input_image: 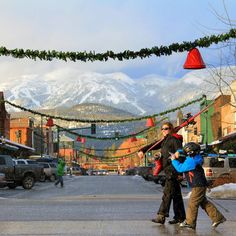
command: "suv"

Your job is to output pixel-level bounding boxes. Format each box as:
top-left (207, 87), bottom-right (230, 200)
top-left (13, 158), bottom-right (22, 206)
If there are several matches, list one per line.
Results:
top-left (40, 162), bottom-right (57, 182)
top-left (203, 154), bottom-right (236, 185)
top-left (13, 159), bottom-right (38, 165)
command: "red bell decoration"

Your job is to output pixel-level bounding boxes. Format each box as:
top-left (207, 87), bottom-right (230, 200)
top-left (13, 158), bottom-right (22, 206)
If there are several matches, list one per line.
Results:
top-left (46, 117), bottom-right (54, 127)
top-left (146, 117), bottom-right (155, 127)
top-left (130, 136), bottom-right (137, 142)
top-left (76, 136), bottom-right (82, 142)
top-left (183, 48), bottom-right (206, 69)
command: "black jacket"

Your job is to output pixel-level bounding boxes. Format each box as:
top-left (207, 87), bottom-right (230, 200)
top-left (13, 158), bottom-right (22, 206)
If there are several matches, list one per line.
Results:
top-left (161, 134), bottom-right (182, 178)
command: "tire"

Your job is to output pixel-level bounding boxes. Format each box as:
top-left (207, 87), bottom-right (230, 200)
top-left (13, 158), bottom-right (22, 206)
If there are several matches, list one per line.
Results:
top-left (50, 174), bottom-right (56, 182)
top-left (7, 183), bottom-right (17, 189)
top-left (22, 176), bottom-right (35, 189)
top-left (39, 174), bottom-right (46, 182)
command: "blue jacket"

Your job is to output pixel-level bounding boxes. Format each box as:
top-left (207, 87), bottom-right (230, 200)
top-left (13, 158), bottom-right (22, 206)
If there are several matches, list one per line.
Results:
top-left (172, 154), bottom-right (207, 187)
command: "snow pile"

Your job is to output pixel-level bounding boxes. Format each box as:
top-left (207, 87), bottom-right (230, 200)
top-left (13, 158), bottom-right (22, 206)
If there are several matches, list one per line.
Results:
top-left (207, 183), bottom-right (236, 199)
top-left (132, 175), bottom-right (144, 181)
top-left (183, 183), bottom-right (236, 199)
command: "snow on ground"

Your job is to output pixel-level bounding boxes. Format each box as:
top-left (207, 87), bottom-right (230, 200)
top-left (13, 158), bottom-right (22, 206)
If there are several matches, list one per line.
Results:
top-left (183, 183), bottom-right (236, 199)
top-left (207, 183), bottom-right (236, 199)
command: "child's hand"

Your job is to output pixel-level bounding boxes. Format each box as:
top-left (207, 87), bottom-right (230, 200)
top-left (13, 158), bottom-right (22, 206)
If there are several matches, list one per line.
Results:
top-left (169, 152), bottom-right (176, 160)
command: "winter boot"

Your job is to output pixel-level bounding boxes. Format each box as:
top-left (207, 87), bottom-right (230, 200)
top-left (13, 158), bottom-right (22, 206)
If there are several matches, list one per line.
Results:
top-left (151, 214), bottom-right (165, 224)
top-left (168, 218), bottom-right (184, 224)
top-left (179, 220), bottom-right (195, 230)
top-left (212, 217), bottom-right (226, 228)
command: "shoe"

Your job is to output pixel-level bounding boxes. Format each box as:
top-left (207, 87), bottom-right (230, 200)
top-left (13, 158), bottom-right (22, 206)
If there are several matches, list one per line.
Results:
top-left (151, 215), bottom-right (165, 224)
top-left (212, 217), bottom-right (226, 228)
top-left (179, 220), bottom-right (195, 230)
top-left (168, 219), bottom-right (184, 224)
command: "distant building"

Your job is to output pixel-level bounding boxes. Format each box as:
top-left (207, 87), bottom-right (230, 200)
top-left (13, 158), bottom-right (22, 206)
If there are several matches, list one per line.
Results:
top-left (10, 117), bottom-right (34, 147)
top-left (0, 92), bottom-right (10, 139)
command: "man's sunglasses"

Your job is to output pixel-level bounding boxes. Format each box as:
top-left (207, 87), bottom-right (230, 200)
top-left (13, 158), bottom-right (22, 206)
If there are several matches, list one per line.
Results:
top-left (161, 127), bottom-right (170, 130)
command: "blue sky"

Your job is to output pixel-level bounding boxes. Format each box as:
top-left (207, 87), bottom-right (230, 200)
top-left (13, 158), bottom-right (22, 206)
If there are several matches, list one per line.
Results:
top-left (0, 0), bottom-right (235, 81)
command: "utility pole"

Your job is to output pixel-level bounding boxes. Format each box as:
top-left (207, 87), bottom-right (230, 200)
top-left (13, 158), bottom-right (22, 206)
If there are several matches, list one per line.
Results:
top-left (204, 95), bottom-right (208, 151)
top-left (40, 115), bottom-right (43, 157)
top-left (57, 126), bottom-right (60, 158)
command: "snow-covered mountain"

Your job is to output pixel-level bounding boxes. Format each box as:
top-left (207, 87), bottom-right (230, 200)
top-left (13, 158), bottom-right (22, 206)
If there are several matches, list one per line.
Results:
top-left (1, 66), bottom-right (236, 115)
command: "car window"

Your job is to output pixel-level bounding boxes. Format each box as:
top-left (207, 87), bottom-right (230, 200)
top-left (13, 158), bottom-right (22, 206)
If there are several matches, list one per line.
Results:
top-left (27, 160), bottom-right (37, 164)
top-left (229, 158), bottom-right (236, 168)
top-left (43, 163), bottom-right (49, 168)
top-left (19, 161), bottom-right (26, 164)
top-left (49, 163), bottom-right (56, 168)
top-left (203, 157), bottom-right (224, 168)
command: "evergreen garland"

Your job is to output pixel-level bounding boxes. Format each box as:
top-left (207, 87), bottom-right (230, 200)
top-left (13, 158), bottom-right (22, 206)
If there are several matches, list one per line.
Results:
top-left (2, 95), bottom-right (205, 123)
top-left (0, 29), bottom-right (235, 62)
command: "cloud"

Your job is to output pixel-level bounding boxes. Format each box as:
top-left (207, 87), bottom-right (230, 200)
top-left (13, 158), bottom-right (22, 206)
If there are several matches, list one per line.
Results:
top-left (0, 0), bottom-right (235, 79)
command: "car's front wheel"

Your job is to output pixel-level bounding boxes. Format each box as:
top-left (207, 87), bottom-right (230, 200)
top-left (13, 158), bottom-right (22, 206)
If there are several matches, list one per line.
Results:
top-left (22, 176), bottom-right (35, 189)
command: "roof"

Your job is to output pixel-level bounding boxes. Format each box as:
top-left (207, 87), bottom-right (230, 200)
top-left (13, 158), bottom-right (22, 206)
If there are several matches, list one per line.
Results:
top-left (0, 137), bottom-right (35, 152)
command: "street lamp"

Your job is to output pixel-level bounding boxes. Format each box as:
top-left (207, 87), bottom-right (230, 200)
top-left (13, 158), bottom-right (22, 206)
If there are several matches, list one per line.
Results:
top-left (204, 96), bottom-right (208, 151)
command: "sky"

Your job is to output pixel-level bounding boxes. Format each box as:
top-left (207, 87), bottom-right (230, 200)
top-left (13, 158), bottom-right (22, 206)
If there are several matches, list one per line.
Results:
top-left (0, 0), bottom-right (236, 82)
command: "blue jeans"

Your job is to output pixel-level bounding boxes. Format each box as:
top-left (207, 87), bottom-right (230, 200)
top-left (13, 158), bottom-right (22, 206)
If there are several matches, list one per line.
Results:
top-left (55, 176), bottom-right (64, 187)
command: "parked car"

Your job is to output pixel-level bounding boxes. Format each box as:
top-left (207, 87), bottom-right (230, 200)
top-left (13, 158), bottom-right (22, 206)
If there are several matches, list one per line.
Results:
top-left (135, 166), bottom-right (153, 181)
top-left (71, 166), bottom-right (82, 176)
top-left (36, 157), bottom-right (58, 164)
top-left (96, 169), bottom-right (109, 175)
top-left (40, 162), bottom-right (57, 182)
top-left (0, 155), bottom-right (43, 189)
top-left (125, 167), bottom-right (137, 175)
top-left (87, 169), bottom-right (97, 176)
top-left (13, 159), bottom-right (46, 182)
top-left (13, 159), bottom-right (38, 165)
top-left (202, 154), bottom-right (236, 186)
top-left (0, 172), bottom-right (7, 187)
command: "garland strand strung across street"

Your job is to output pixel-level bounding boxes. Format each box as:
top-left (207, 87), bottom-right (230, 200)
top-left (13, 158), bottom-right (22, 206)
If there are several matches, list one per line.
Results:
top-left (78, 135), bottom-right (160, 154)
top-left (78, 143), bottom-right (146, 152)
top-left (2, 95), bottom-right (205, 123)
top-left (56, 117), bottom-right (166, 140)
top-left (77, 148), bottom-right (141, 159)
top-left (0, 29), bottom-right (235, 62)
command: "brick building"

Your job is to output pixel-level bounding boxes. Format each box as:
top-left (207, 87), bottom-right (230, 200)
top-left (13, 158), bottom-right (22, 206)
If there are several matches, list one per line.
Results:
top-left (0, 92), bottom-right (10, 139)
top-left (10, 117), bottom-right (34, 147)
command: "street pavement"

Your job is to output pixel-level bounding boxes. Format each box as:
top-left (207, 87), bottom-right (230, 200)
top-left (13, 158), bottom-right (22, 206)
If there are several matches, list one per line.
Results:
top-left (0, 175), bottom-right (235, 236)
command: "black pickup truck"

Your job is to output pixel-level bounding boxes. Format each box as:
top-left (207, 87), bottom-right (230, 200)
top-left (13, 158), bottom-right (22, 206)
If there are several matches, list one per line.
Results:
top-left (0, 155), bottom-right (44, 189)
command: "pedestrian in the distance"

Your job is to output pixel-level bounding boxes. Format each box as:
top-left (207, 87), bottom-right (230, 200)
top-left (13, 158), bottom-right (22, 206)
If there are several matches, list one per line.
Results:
top-left (55, 159), bottom-right (65, 188)
top-left (171, 142), bottom-right (226, 230)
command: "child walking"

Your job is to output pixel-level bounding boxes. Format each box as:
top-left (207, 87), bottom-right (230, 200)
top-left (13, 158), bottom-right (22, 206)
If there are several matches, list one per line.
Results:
top-left (170, 142), bottom-right (226, 230)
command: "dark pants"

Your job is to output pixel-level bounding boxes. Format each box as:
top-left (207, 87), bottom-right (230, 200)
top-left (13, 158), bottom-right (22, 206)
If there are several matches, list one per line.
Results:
top-left (55, 176), bottom-right (64, 187)
top-left (158, 177), bottom-right (185, 220)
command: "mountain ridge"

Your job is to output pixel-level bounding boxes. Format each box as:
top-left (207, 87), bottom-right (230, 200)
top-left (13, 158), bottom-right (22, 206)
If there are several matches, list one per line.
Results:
top-left (1, 66), bottom-right (236, 116)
